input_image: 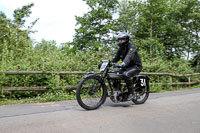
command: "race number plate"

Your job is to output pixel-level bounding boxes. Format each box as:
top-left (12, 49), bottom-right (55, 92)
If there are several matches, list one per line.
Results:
top-left (140, 78), bottom-right (146, 86)
top-left (100, 61), bottom-right (109, 72)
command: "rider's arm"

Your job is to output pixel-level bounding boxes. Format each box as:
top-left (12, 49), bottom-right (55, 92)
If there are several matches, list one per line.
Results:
top-left (112, 48), bottom-right (121, 63)
top-left (123, 45), bottom-right (136, 67)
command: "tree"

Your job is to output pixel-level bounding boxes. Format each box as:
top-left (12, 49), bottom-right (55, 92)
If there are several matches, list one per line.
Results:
top-left (0, 11), bottom-right (10, 49)
top-left (164, 0), bottom-right (200, 59)
top-left (0, 3), bottom-right (38, 57)
top-left (71, 0), bottom-right (119, 51)
top-left (118, 0), bottom-right (200, 60)
top-left (13, 3), bottom-right (34, 26)
top-left (118, 0), bottom-right (167, 58)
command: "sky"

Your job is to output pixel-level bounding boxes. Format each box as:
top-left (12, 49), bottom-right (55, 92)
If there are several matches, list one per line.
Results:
top-left (0, 0), bottom-right (89, 45)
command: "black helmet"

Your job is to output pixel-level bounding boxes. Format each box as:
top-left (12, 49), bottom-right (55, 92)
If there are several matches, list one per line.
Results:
top-left (117, 32), bottom-right (130, 45)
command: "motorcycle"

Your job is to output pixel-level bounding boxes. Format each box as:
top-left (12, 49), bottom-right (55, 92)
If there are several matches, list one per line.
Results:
top-left (76, 60), bottom-right (150, 110)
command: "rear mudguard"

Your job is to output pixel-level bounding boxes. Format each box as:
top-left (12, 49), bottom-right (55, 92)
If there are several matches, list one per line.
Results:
top-left (133, 75), bottom-right (150, 83)
top-left (135, 75), bottom-right (150, 80)
top-left (133, 75), bottom-right (150, 90)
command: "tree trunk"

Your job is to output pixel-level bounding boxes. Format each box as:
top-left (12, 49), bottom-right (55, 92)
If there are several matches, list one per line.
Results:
top-left (150, 18), bottom-right (153, 56)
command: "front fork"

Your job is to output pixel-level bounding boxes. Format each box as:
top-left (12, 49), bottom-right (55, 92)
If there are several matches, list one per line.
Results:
top-left (107, 79), bottom-right (113, 95)
top-left (88, 82), bottom-right (101, 95)
top-left (84, 73), bottom-right (107, 96)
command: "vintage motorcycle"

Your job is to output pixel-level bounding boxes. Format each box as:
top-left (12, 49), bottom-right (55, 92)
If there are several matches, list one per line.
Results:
top-left (76, 60), bottom-right (150, 110)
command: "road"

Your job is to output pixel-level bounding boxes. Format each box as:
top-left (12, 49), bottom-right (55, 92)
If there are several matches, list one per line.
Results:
top-left (0, 88), bottom-right (200, 133)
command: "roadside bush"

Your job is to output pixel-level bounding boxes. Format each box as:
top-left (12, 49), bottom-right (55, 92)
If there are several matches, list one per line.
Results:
top-left (0, 40), bottom-right (197, 100)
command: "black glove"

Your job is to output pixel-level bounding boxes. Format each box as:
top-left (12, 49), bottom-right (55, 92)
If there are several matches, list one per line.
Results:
top-left (120, 62), bottom-right (126, 68)
top-left (112, 62), bottom-right (126, 68)
top-left (112, 63), bottom-right (120, 68)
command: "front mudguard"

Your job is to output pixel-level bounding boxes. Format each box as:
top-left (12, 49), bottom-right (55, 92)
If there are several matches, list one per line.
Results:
top-left (83, 73), bottom-right (96, 79)
top-left (83, 74), bottom-right (107, 90)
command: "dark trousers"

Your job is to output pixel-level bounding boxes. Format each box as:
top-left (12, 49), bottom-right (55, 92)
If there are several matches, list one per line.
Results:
top-left (122, 66), bottom-right (142, 93)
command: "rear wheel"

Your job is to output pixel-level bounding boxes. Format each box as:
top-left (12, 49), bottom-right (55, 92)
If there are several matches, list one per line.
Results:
top-left (76, 75), bottom-right (107, 110)
top-left (132, 78), bottom-right (150, 104)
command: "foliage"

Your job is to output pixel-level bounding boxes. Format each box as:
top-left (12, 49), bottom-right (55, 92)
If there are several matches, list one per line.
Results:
top-left (191, 53), bottom-right (200, 72)
top-left (13, 3), bottom-right (34, 25)
top-left (0, 3), bottom-right (38, 58)
top-left (71, 0), bottom-right (119, 51)
top-left (118, 0), bottom-right (200, 60)
top-left (0, 1), bottom-right (200, 103)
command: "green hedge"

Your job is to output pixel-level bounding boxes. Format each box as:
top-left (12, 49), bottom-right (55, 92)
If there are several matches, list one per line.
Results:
top-left (0, 41), bottom-right (196, 99)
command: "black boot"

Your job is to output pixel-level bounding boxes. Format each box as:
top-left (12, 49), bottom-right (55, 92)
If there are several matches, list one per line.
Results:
top-left (124, 77), bottom-right (135, 101)
top-left (127, 94), bottom-right (134, 101)
top-left (127, 85), bottom-right (135, 101)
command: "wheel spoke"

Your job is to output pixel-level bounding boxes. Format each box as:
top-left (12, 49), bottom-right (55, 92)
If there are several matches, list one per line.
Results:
top-left (133, 82), bottom-right (150, 104)
top-left (76, 76), bottom-right (106, 110)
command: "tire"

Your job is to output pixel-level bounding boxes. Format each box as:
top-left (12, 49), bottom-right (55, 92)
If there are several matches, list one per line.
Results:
top-left (132, 78), bottom-right (150, 104)
top-left (76, 75), bottom-right (107, 110)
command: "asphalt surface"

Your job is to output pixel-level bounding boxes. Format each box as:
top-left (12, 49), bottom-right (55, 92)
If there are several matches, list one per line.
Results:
top-left (0, 88), bottom-right (200, 133)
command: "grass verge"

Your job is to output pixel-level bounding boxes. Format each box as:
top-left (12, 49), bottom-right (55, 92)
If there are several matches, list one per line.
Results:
top-left (1, 85), bottom-right (200, 106)
top-left (0, 90), bottom-right (76, 106)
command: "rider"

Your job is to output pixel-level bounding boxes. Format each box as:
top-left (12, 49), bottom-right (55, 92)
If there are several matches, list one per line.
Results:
top-left (112, 32), bottom-right (143, 101)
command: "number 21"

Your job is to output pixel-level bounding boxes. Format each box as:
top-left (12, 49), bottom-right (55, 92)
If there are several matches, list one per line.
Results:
top-left (140, 79), bottom-right (146, 86)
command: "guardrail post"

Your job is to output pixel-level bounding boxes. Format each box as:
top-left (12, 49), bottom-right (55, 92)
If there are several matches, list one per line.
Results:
top-left (188, 77), bottom-right (191, 83)
top-left (0, 73), bottom-right (4, 97)
top-left (0, 84), bottom-right (3, 96)
top-left (55, 74), bottom-right (60, 89)
top-left (188, 77), bottom-right (191, 87)
top-left (169, 76), bottom-right (173, 89)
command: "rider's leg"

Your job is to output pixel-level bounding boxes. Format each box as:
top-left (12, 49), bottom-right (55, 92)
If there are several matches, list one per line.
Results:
top-left (122, 66), bottom-right (141, 100)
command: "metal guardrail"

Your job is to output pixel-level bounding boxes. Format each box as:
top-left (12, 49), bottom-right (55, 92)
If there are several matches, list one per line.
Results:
top-left (0, 71), bottom-right (200, 91)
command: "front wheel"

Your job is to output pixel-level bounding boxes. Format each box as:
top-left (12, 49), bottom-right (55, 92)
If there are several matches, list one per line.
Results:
top-left (132, 78), bottom-right (150, 104)
top-left (76, 75), bottom-right (107, 110)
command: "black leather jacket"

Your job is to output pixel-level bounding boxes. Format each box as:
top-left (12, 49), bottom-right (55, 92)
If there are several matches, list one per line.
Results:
top-left (112, 42), bottom-right (142, 69)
